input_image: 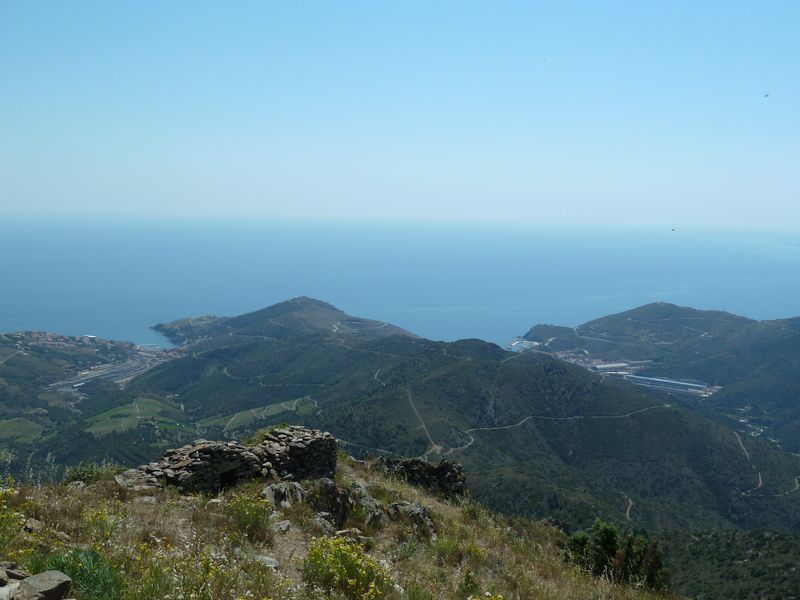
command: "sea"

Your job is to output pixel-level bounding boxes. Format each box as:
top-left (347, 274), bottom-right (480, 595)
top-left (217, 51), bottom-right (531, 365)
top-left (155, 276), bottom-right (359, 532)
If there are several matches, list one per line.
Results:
top-left (1, 218), bottom-right (799, 348)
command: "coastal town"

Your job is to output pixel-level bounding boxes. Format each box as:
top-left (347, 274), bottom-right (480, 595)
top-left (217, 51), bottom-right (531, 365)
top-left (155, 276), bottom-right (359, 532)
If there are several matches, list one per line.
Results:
top-left (508, 338), bottom-right (722, 398)
top-left (3, 331), bottom-right (178, 398)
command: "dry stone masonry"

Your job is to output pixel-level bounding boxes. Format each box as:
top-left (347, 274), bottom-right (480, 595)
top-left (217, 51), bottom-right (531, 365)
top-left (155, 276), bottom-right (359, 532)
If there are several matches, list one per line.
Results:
top-left (110, 425), bottom-right (462, 545)
top-left (115, 426), bottom-right (337, 493)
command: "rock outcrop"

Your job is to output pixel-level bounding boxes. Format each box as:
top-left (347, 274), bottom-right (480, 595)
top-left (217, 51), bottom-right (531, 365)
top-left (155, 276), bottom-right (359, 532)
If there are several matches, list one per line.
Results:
top-left (374, 457), bottom-right (466, 498)
top-left (350, 481), bottom-right (385, 527)
top-left (307, 478), bottom-right (354, 529)
top-left (261, 481), bottom-right (306, 508)
top-left (386, 501), bottom-right (437, 540)
top-left (116, 426), bottom-right (337, 493)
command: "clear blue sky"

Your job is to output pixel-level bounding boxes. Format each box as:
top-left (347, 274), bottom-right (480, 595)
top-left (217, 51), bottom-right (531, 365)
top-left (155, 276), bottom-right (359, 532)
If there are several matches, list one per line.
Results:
top-left (1, 1), bottom-right (798, 228)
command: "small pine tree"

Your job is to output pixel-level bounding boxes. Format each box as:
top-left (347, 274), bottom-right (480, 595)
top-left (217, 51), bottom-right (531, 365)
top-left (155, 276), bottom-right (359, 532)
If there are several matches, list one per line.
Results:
top-left (565, 519), bottom-right (670, 592)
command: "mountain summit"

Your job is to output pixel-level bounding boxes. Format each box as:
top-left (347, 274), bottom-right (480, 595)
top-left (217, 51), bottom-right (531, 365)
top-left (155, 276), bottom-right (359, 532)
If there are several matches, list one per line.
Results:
top-left (154, 296), bottom-right (416, 344)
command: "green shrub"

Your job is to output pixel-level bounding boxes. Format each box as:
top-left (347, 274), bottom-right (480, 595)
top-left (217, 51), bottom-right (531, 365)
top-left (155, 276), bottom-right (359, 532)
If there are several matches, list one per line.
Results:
top-left (47, 548), bottom-right (124, 599)
top-left (565, 518), bottom-right (670, 591)
top-left (63, 462), bottom-right (123, 484)
top-left (434, 537), bottom-right (485, 567)
top-left (303, 536), bottom-right (392, 599)
top-left (458, 570), bottom-right (480, 597)
top-left (224, 492), bottom-right (273, 543)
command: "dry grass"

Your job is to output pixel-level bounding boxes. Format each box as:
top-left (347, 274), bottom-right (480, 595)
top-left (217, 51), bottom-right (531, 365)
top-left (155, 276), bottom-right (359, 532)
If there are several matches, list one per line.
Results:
top-left (0, 458), bottom-right (669, 599)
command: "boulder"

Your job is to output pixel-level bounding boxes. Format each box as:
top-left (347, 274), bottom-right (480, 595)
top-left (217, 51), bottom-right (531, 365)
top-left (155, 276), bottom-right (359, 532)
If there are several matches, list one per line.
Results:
top-left (350, 481), bottom-right (385, 527)
top-left (23, 519), bottom-right (44, 534)
top-left (15, 571), bottom-right (71, 600)
top-left (307, 478), bottom-right (353, 529)
top-left (312, 512), bottom-right (336, 535)
top-left (261, 482), bottom-right (306, 508)
top-left (540, 516), bottom-right (570, 533)
top-left (386, 501), bottom-right (436, 540)
top-left (0, 582), bottom-right (19, 600)
top-left (114, 469), bottom-right (159, 493)
top-left (3, 569), bottom-right (29, 580)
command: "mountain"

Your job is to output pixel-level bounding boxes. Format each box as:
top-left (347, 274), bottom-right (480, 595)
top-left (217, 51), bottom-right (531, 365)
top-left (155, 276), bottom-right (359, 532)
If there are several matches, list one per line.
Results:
top-left (4, 298), bottom-right (800, 540)
top-left (153, 296), bottom-right (416, 345)
top-left (522, 302), bottom-right (800, 452)
top-left (72, 299), bottom-right (792, 536)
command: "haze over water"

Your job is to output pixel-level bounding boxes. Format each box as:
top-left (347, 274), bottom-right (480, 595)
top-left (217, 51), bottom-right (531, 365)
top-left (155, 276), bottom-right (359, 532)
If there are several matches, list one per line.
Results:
top-left (2, 218), bottom-right (799, 348)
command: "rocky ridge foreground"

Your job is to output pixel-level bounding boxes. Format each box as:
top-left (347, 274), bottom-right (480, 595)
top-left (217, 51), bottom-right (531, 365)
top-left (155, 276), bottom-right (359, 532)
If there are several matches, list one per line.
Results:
top-left (115, 426), bottom-right (337, 493)
top-left (1, 426), bottom-right (664, 599)
top-left (111, 426), bottom-right (466, 547)
top-left (3, 427), bottom-right (468, 600)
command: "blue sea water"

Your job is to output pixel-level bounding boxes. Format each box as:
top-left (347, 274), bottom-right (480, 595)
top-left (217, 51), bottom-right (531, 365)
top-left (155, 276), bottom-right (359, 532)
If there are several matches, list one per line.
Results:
top-left (1, 218), bottom-right (799, 347)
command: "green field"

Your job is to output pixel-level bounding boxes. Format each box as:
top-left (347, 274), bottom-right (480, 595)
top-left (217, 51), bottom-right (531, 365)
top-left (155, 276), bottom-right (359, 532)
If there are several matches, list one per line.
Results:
top-left (0, 418), bottom-right (45, 443)
top-left (200, 396), bottom-right (315, 431)
top-left (86, 396), bottom-right (187, 435)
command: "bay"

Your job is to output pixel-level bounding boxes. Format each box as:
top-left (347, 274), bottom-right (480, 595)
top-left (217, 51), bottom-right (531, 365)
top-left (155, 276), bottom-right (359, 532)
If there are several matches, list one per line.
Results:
top-left (1, 217), bottom-right (798, 347)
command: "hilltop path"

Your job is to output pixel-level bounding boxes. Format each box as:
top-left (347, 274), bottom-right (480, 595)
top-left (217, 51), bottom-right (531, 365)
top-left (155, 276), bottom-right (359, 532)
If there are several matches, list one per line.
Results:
top-left (405, 387), bottom-right (444, 457)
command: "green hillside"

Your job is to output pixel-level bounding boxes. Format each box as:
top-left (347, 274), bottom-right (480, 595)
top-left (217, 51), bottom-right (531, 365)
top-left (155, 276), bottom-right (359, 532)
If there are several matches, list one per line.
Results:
top-left (524, 302), bottom-right (800, 451)
top-left (153, 296), bottom-right (416, 345)
top-left (123, 300), bottom-right (800, 536)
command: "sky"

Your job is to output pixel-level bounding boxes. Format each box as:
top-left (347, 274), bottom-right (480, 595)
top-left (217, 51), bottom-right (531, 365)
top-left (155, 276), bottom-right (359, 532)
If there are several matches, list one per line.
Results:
top-left (1, 1), bottom-right (798, 228)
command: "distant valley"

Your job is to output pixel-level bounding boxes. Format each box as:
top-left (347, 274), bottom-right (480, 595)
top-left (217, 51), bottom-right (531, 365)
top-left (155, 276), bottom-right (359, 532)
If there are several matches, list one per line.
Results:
top-left (520, 302), bottom-right (800, 453)
top-left (3, 297), bottom-right (800, 597)
top-left (2, 298), bottom-right (799, 526)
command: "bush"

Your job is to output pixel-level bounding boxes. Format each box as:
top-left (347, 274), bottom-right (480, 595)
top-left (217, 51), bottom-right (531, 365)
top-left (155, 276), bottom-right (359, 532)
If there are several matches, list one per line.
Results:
top-left (304, 536), bottom-right (392, 599)
top-left (434, 537), bottom-right (485, 567)
top-left (63, 462), bottom-right (123, 484)
top-left (565, 518), bottom-right (670, 591)
top-left (47, 548), bottom-right (124, 599)
top-left (224, 492), bottom-right (273, 543)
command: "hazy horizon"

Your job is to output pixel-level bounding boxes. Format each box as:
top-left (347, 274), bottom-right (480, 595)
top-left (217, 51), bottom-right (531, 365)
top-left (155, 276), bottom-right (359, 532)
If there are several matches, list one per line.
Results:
top-left (2, 220), bottom-right (798, 347)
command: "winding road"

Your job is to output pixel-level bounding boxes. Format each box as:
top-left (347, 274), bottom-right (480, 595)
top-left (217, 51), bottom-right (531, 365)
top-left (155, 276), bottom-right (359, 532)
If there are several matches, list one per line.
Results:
top-left (442, 404), bottom-right (671, 456)
top-left (734, 430), bottom-right (800, 497)
top-left (0, 350), bottom-right (22, 365)
top-left (625, 495), bottom-right (635, 521)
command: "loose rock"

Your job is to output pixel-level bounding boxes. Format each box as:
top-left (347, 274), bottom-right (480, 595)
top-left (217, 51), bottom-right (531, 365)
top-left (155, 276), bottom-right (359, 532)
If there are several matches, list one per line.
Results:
top-left (261, 481), bottom-right (306, 508)
top-left (270, 520), bottom-right (291, 534)
top-left (15, 570), bottom-right (71, 600)
top-left (23, 518), bottom-right (44, 534)
top-left (386, 501), bottom-right (437, 540)
top-left (313, 512), bottom-right (337, 534)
